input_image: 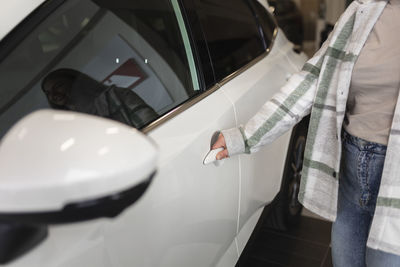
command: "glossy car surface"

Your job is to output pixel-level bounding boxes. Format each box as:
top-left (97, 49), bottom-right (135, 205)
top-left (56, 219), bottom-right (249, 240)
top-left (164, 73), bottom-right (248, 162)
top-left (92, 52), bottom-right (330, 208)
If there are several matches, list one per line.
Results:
top-left (0, 0), bottom-right (307, 266)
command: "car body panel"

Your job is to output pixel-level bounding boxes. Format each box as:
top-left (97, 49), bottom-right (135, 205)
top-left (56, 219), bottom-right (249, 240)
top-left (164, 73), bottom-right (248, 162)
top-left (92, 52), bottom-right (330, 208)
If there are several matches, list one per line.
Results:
top-left (220, 30), bottom-right (307, 235)
top-left (6, 88), bottom-right (240, 267)
top-left (236, 207), bottom-right (264, 254)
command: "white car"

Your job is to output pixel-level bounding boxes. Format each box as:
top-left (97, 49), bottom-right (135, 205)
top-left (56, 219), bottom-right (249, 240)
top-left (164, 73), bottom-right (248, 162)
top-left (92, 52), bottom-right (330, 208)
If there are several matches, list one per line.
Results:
top-left (0, 0), bottom-right (307, 266)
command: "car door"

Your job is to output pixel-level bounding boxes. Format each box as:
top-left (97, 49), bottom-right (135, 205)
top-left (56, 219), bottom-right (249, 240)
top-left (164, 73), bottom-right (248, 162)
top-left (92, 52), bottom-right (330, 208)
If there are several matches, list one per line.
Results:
top-left (229, 0), bottom-right (307, 245)
top-left (188, 0), bottom-right (308, 253)
top-left (0, 0), bottom-right (240, 266)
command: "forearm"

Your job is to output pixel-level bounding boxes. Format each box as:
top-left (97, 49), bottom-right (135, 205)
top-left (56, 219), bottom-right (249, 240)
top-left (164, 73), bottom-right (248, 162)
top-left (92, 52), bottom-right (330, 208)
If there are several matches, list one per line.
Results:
top-left (222, 70), bottom-right (316, 156)
top-left (222, 33), bottom-right (333, 156)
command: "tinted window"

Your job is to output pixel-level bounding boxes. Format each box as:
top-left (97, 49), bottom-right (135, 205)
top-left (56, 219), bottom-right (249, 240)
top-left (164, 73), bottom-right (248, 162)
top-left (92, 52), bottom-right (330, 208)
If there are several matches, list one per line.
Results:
top-left (193, 0), bottom-right (266, 82)
top-left (0, 0), bottom-right (199, 138)
top-left (251, 0), bottom-right (277, 48)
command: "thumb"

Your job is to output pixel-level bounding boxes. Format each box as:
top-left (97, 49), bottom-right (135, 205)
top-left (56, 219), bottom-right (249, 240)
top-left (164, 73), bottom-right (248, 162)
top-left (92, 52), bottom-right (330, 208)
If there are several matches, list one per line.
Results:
top-left (212, 133), bottom-right (229, 160)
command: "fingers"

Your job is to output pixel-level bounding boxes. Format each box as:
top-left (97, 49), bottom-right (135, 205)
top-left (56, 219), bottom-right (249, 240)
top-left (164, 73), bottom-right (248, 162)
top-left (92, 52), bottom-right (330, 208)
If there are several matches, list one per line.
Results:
top-left (216, 149), bottom-right (229, 160)
top-left (212, 133), bottom-right (229, 160)
top-left (212, 133), bottom-right (226, 150)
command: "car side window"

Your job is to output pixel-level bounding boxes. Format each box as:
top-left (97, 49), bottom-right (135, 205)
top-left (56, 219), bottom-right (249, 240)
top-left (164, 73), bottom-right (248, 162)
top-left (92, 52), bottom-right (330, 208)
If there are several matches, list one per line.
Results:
top-left (0, 0), bottom-right (199, 138)
top-left (193, 0), bottom-right (266, 82)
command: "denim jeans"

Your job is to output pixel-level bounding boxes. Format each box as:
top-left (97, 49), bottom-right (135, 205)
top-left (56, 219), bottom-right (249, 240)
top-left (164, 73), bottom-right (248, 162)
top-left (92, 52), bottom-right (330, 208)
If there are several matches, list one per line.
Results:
top-left (331, 130), bottom-right (400, 267)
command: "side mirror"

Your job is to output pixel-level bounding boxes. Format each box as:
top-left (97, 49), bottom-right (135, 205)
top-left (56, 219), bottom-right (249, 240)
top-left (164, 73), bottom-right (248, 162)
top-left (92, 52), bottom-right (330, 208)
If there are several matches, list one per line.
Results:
top-left (0, 110), bottom-right (158, 264)
top-left (0, 109), bottom-right (158, 223)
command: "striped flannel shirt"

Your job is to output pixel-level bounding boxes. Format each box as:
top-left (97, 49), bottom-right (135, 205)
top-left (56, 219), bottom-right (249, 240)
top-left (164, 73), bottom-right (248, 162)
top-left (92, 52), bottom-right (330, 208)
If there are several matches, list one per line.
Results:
top-left (222, 0), bottom-right (400, 255)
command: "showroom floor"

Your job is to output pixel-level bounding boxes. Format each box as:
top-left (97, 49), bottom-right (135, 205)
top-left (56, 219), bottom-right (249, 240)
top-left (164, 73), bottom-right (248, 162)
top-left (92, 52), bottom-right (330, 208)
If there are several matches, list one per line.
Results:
top-left (237, 214), bottom-right (333, 267)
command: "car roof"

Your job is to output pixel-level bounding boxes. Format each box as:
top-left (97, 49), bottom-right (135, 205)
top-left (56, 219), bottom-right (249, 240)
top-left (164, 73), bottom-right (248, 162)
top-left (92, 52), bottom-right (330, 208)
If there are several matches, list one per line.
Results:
top-left (0, 0), bottom-right (45, 41)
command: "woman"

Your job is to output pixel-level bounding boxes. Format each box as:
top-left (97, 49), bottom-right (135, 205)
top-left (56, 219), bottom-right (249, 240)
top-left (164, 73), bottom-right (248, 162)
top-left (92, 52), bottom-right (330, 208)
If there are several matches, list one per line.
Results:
top-left (212, 0), bottom-right (400, 266)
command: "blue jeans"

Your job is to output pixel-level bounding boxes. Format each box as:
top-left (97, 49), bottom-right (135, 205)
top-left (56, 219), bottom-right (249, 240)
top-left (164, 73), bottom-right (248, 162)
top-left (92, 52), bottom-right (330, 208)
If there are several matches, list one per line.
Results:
top-left (331, 130), bottom-right (400, 267)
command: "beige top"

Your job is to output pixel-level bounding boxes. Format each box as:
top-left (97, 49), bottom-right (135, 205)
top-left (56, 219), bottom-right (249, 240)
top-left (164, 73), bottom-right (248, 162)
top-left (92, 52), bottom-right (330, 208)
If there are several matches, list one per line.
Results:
top-left (344, 0), bottom-right (400, 145)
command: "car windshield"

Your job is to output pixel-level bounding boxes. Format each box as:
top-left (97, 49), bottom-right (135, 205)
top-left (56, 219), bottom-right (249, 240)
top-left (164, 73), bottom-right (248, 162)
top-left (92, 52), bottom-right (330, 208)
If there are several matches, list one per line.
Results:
top-left (0, 0), bottom-right (199, 138)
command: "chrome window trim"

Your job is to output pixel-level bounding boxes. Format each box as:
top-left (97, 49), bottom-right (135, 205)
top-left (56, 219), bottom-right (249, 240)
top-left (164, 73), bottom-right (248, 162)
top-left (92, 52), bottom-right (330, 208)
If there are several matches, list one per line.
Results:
top-left (143, 7), bottom-right (278, 134)
top-left (143, 82), bottom-right (221, 133)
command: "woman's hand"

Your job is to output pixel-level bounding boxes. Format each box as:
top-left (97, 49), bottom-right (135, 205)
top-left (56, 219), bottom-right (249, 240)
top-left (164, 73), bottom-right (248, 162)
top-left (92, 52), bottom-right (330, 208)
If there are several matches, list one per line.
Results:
top-left (212, 133), bottom-right (229, 160)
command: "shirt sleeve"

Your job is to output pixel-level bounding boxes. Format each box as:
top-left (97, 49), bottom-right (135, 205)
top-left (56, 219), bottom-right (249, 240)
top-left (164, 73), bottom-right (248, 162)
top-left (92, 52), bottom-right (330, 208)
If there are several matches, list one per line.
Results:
top-left (221, 32), bottom-right (333, 157)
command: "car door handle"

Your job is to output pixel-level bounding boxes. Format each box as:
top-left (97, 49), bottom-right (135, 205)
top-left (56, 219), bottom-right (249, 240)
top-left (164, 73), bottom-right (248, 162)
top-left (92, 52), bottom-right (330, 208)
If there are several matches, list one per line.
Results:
top-left (203, 148), bottom-right (224, 165)
top-left (203, 131), bottom-right (225, 166)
